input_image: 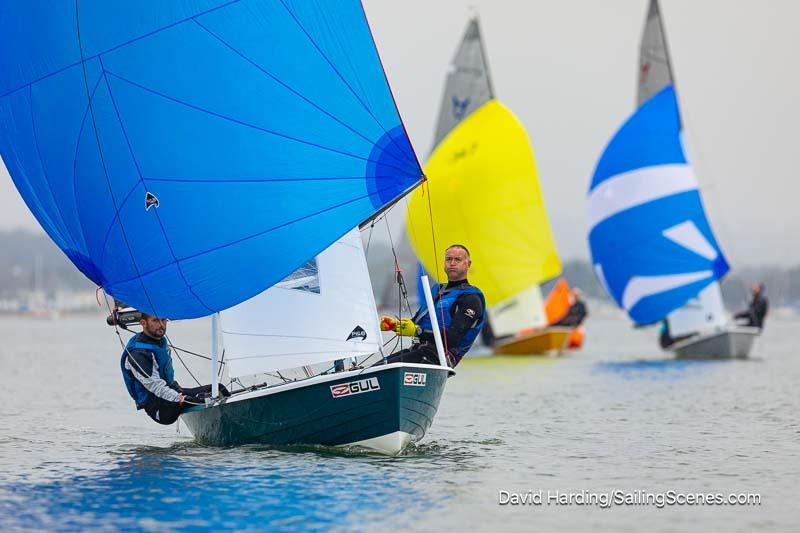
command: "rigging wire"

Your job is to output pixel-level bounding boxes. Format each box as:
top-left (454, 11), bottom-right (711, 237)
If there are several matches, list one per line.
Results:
top-left (164, 334), bottom-right (203, 387)
top-left (422, 176), bottom-right (450, 356)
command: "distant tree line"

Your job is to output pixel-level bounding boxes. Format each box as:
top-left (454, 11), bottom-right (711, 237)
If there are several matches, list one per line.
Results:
top-left (0, 230), bottom-right (91, 297)
top-left (2, 230), bottom-right (797, 311)
top-left (366, 239), bottom-right (800, 311)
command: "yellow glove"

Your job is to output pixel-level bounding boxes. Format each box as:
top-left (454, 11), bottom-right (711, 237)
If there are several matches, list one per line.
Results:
top-left (380, 316), bottom-right (397, 332)
top-left (394, 318), bottom-right (419, 337)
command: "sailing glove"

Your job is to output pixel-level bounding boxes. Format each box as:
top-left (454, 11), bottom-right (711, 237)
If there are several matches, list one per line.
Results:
top-left (379, 316), bottom-right (420, 336)
top-left (380, 316), bottom-right (397, 331)
top-left (395, 318), bottom-right (420, 337)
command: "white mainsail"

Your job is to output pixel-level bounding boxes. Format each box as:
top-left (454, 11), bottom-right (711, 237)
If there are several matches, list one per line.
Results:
top-left (221, 228), bottom-right (382, 378)
top-left (486, 284), bottom-right (546, 338)
top-left (667, 282), bottom-right (726, 337)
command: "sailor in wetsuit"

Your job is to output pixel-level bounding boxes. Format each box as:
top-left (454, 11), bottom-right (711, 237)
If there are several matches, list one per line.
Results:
top-left (551, 287), bottom-right (589, 328)
top-left (120, 314), bottom-right (229, 425)
top-left (381, 244), bottom-right (485, 368)
top-left (734, 283), bottom-right (769, 329)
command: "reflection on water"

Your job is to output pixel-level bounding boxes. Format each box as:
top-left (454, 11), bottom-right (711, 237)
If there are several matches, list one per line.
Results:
top-left (593, 359), bottom-right (719, 380)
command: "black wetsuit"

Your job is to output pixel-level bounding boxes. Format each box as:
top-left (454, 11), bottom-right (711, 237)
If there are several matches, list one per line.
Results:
top-left (385, 279), bottom-right (484, 367)
top-left (734, 294), bottom-right (769, 329)
top-left (552, 300), bottom-right (588, 328)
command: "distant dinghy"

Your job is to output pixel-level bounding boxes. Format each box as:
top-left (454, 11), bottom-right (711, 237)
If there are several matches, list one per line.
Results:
top-left (587, 0), bottom-right (759, 359)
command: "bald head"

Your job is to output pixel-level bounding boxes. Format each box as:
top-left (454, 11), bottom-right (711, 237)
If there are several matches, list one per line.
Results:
top-left (444, 244), bottom-right (471, 282)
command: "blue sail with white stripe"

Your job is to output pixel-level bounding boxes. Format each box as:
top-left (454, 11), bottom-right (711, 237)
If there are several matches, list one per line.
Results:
top-left (587, 85), bottom-right (729, 324)
top-left (0, 1), bottom-right (421, 319)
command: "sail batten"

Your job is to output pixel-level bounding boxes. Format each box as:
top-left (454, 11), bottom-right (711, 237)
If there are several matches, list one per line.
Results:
top-left (1, 1), bottom-right (422, 319)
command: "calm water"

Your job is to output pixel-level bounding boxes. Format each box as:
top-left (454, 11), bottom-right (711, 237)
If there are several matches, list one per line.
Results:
top-left (1, 314), bottom-right (798, 531)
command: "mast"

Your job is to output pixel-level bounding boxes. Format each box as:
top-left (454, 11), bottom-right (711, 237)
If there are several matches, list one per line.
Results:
top-left (211, 313), bottom-right (219, 399)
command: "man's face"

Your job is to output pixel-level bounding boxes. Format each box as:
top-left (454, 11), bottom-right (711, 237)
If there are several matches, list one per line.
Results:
top-left (751, 283), bottom-right (761, 297)
top-left (141, 316), bottom-right (167, 339)
top-left (444, 247), bottom-right (470, 282)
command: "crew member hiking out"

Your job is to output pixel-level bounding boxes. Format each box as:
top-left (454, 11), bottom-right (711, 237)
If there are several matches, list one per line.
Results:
top-left (120, 313), bottom-right (229, 425)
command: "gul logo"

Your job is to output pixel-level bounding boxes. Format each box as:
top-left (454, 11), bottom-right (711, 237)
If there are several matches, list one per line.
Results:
top-left (403, 372), bottom-right (427, 387)
top-left (330, 377), bottom-right (380, 398)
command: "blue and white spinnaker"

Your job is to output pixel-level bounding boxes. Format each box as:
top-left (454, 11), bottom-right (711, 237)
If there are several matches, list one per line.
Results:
top-left (587, 85), bottom-right (729, 325)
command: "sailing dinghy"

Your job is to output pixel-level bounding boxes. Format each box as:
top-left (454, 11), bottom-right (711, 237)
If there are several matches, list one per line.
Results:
top-left (1, 1), bottom-right (454, 454)
top-left (182, 229), bottom-right (453, 453)
top-left (406, 18), bottom-right (570, 356)
top-left (587, 0), bottom-right (759, 359)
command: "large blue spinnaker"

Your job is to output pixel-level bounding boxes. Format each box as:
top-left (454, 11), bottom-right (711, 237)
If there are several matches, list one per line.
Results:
top-left (0, 1), bottom-right (421, 319)
top-left (587, 85), bottom-right (729, 324)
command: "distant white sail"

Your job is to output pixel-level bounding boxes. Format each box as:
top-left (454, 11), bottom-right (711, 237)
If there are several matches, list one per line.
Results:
top-left (667, 282), bottom-right (726, 337)
top-left (487, 284), bottom-right (546, 338)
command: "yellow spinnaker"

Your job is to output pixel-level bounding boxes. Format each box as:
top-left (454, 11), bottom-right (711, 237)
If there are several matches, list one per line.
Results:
top-left (406, 99), bottom-right (561, 307)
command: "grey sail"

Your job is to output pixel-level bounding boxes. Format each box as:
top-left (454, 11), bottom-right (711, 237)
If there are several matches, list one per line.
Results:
top-left (638, 0), bottom-right (674, 106)
top-left (431, 18), bottom-right (494, 148)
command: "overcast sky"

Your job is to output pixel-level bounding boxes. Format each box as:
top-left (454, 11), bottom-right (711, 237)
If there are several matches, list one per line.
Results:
top-left (2, 0), bottom-right (798, 268)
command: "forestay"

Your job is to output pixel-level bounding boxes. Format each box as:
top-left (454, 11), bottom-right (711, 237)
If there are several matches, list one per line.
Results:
top-left (221, 228), bottom-right (382, 378)
top-left (0, 1), bottom-right (421, 319)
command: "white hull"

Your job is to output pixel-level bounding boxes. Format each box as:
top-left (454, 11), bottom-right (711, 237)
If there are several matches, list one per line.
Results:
top-left (669, 326), bottom-right (760, 359)
top-left (346, 431), bottom-right (415, 455)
